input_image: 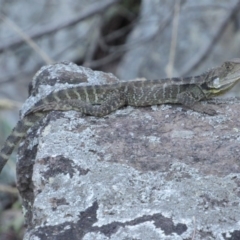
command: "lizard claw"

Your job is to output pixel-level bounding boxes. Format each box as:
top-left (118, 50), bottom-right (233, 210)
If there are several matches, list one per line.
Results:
top-left (203, 108), bottom-right (217, 116)
top-left (32, 103), bottom-right (58, 112)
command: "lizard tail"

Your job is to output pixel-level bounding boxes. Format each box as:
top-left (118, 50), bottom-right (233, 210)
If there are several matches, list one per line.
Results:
top-left (0, 112), bottom-right (44, 173)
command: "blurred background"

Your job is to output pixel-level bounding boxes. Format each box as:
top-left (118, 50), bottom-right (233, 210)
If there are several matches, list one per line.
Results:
top-left (1, 0), bottom-right (240, 238)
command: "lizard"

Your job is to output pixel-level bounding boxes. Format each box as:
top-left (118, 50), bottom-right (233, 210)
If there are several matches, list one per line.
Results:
top-left (0, 58), bottom-right (240, 173)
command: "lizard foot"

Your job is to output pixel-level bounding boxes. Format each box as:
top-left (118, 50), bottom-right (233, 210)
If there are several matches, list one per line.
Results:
top-left (25, 103), bottom-right (59, 115)
top-left (189, 104), bottom-right (217, 116)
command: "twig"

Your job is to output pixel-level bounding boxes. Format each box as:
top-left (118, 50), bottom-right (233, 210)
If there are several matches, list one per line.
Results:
top-left (180, 0), bottom-right (240, 76)
top-left (0, 184), bottom-right (18, 195)
top-left (83, 16), bottom-right (103, 66)
top-left (166, 0), bottom-right (181, 78)
top-left (0, 99), bottom-right (22, 110)
top-left (0, 14), bottom-right (53, 64)
top-left (86, 13), bottom-right (174, 68)
top-left (184, 4), bottom-right (231, 11)
top-left (105, 19), bottom-right (137, 42)
top-left (84, 49), bottom-right (123, 68)
top-left (0, 0), bottom-right (121, 54)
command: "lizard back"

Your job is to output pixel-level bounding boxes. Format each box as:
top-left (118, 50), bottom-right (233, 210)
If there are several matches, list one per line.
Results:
top-left (27, 75), bottom-right (206, 115)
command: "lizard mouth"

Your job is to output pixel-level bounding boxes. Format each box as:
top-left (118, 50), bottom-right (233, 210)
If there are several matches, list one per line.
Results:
top-left (209, 77), bottom-right (239, 95)
top-left (220, 76), bottom-right (240, 89)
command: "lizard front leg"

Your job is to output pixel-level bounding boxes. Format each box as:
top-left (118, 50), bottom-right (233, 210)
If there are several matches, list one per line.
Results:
top-left (177, 91), bottom-right (216, 115)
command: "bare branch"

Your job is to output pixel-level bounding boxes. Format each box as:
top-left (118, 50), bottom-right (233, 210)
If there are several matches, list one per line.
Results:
top-left (85, 13), bottom-right (174, 69)
top-left (180, 0), bottom-right (240, 76)
top-left (0, 184), bottom-right (18, 195)
top-left (83, 48), bottom-right (123, 68)
top-left (83, 16), bottom-right (103, 66)
top-left (0, 14), bottom-right (54, 64)
top-left (0, 98), bottom-right (21, 110)
top-left (166, 0), bottom-right (182, 78)
top-left (0, 0), bottom-right (121, 53)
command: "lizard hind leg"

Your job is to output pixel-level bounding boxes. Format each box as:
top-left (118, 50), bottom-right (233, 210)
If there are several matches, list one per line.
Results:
top-left (29, 102), bottom-right (74, 113)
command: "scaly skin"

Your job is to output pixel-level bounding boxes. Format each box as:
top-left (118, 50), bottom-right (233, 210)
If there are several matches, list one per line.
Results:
top-left (0, 112), bottom-right (44, 172)
top-left (1, 59), bottom-right (240, 173)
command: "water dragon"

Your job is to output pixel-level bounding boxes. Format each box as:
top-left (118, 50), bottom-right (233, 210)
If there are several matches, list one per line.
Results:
top-left (0, 59), bottom-right (240, 173)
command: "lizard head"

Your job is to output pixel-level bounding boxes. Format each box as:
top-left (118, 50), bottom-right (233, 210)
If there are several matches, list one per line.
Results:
top-left (204, 58), bottom-right (240, 96)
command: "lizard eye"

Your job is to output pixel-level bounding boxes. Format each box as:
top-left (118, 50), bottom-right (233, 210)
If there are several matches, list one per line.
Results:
top-left (224, 62), bottom-right (233, 71)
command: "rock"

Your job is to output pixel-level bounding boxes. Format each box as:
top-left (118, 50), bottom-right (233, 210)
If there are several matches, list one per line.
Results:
top-left (17, 63), bottom-right (240, 239)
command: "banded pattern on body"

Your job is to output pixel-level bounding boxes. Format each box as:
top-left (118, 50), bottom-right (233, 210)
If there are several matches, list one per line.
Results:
top-left (26, 76), bottom-right (206, 117)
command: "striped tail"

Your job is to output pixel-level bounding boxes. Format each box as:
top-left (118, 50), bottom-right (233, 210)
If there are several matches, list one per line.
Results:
top-left (0, 112), bottom-right (44, 173)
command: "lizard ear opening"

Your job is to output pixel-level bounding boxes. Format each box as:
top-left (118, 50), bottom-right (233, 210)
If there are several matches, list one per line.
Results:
top-left (206, 77), bottom-right (221, 89)
top-left (212, 77), bottom-right (221, 88)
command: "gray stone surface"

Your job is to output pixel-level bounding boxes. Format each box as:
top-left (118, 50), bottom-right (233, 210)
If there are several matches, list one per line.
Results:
top-left (1, 0), bottom-right (240, 180)
top-left (17, 63), bottom-right (240, 239)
